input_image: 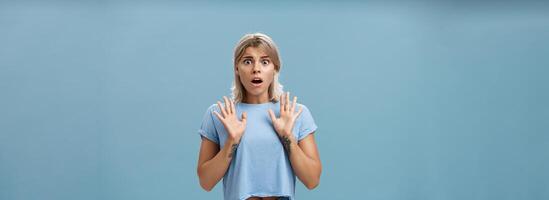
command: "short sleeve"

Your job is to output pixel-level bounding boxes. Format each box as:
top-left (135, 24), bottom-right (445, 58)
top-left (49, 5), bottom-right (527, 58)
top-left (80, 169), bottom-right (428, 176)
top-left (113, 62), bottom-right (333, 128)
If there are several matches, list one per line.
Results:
top-left (198, 104), bottom-right (220, 144)
top-left (297, 104), bottom-right (318, 141)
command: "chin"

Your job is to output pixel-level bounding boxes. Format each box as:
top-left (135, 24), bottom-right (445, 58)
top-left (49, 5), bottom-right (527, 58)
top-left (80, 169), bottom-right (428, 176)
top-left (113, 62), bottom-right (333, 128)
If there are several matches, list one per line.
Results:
top-left (245, 87), bottom-right (268, 97)
top-left (246, 90), bottom-right (267, 97)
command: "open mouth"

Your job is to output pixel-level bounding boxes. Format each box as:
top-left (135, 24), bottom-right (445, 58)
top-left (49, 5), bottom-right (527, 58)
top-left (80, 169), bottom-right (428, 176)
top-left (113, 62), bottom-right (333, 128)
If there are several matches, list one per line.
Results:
top-left (251, 78), bottom-right (263, 85)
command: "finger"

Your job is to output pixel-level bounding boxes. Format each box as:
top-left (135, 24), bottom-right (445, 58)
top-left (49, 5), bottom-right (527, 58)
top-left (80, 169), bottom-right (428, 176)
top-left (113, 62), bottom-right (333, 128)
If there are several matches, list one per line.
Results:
top-left (241, 112), bottom-right (247, 125)
top-left (230, 98), bottom-right (236, 115)
top-left (223, 96), bottom-right (232, 115)
top-left (280, 93), bottom-right (285, 113)
top-left (281, 92), bottom-right (286, 111)
top-left (228, 97), bottom-right (235, 114)
top-left (291, 96), bottom-right (297, 113)
top-left (213, 111), bottom-right (224, 121)
top-left (286, 92), bottom-right (290, 111)
top-left (268, 109), bottom-right (276, 122)
top-left (217, 101), bottom-right (227, 117)
top-left (223, 96), bottom-right (232, 114)
top-left (296, 105), bottom-right (304, 118)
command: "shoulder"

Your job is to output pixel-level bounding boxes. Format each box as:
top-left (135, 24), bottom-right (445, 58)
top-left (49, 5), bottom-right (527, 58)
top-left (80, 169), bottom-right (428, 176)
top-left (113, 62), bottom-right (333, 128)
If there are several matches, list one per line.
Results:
top-left (296, 103), bottom-right (312, 112)
top-left (201, 104), bottom-right (221, 119)
top-left (205, 103), bottom-right (222, 113)
top-left (207, 103), bottom-right (217, 111)
top-left (296, 103), bottom-right (315, 121)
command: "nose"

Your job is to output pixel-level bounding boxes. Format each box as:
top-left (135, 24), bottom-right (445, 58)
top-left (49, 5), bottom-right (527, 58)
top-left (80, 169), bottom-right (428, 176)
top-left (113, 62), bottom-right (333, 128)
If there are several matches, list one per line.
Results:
top-left (252, 62), bottom-right (261, 74)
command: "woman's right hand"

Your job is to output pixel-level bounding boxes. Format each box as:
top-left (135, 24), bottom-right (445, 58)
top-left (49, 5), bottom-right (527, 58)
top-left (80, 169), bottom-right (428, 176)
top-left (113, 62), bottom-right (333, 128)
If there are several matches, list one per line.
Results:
top-left (213, 96), bottom-right (247, 142)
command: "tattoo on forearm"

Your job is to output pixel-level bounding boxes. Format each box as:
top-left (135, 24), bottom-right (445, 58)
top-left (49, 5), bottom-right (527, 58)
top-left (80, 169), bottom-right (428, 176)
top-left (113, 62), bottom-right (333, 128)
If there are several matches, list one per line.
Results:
top-left (281, 135), bottom-right (292, 155)
top-left (228, 143), bottom-right (239, 158)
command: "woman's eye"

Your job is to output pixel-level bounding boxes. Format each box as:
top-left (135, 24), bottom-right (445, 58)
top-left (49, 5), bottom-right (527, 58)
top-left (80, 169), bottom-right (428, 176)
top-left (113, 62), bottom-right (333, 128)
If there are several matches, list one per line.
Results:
top-left (243, 59), bottom-right (252, 65)
top-left (262, 60), bottom-right (270, 65)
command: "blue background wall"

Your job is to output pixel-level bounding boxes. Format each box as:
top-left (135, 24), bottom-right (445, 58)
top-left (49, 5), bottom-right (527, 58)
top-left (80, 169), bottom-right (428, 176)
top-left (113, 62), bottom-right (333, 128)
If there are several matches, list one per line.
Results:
top-left (1, 0), bottom-right (548, 199)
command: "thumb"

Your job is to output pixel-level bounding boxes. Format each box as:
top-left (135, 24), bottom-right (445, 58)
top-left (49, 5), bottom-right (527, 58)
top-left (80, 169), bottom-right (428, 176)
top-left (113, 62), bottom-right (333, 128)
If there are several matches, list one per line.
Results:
top-left (296, 106), bottom-right (304, 118)
top-left (268, 109), bottom-right (276, 122)
top-left (241, 112), bottom-right (247, 124)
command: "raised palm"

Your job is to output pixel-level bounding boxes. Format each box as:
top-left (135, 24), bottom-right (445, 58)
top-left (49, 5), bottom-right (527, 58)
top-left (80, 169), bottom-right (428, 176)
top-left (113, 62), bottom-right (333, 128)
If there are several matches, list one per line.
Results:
top-left (213, 96), bottom-right (247, 142)
top-left (268, 92), bottom-right (303, 138)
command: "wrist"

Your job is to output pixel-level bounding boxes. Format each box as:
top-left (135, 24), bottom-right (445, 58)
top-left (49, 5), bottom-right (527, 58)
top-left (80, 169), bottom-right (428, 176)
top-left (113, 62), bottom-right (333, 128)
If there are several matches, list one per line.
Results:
top-left (281, 133), bottom-right (296, 143)
top-left (280, 134), bottom-right (297, 153)
top-left (224, 137), bottom-right (240, 159)
top-left (227, 136), bottom-right (241, 144)
top-left (278, 130), bottom-right (293, 138)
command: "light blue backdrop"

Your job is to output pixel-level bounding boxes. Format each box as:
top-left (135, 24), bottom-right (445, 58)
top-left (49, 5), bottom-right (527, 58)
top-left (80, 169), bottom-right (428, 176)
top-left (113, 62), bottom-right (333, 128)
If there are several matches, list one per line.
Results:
top-left (1, 1), bottom-right (548, 199)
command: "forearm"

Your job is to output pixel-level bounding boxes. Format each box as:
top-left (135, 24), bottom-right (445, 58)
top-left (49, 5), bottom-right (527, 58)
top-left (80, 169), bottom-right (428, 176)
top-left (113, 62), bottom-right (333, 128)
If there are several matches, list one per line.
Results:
top-left (283, 136), bottom-right (321, 189)
top-left (197, 139), bottom-right (239, 191)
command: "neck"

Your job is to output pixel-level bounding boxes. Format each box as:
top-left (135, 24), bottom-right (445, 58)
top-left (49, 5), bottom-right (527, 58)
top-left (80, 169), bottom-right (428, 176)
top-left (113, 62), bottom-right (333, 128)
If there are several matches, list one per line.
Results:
top-left (243, 93), bottom-right (270, 104)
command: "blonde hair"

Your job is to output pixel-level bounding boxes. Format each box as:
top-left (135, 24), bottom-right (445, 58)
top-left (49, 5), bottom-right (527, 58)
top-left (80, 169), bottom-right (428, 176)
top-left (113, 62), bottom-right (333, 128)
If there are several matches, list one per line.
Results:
top-left (231, 33), bottom-right (283, 103)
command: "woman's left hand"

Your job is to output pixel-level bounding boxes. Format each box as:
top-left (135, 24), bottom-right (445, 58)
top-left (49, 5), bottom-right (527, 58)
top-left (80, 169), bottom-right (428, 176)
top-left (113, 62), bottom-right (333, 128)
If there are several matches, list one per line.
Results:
top-left (268, 92), bottom-right (303, 139)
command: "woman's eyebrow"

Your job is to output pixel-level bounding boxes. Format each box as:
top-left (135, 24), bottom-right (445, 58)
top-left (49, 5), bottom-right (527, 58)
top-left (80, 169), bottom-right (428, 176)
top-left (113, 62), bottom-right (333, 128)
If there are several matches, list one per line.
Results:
top-left (241, 55), bottom-right (269, 59)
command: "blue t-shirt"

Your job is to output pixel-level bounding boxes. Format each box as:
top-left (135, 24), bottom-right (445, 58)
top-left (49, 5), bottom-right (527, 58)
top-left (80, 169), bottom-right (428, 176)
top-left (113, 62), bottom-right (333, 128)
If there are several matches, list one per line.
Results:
top-left (198, 101), bottom-right (317, 200)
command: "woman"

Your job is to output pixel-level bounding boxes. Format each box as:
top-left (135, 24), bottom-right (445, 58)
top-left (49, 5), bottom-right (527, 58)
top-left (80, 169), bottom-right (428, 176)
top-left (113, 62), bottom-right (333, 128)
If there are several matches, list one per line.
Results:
top-left (197, 33), bottom-right (321, 200)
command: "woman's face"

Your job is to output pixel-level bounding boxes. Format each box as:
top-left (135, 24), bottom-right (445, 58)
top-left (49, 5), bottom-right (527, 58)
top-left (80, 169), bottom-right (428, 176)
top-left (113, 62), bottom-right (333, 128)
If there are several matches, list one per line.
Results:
top-left (236, 47), bottom-right (276, 100)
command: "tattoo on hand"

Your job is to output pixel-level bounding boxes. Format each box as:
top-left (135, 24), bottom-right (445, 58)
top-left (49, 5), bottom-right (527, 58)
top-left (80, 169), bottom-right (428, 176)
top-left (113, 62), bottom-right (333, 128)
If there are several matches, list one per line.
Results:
top-left (281, 135), bottom-right (292, 155)
top-left (229, 143), bottom-right (239, 158)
